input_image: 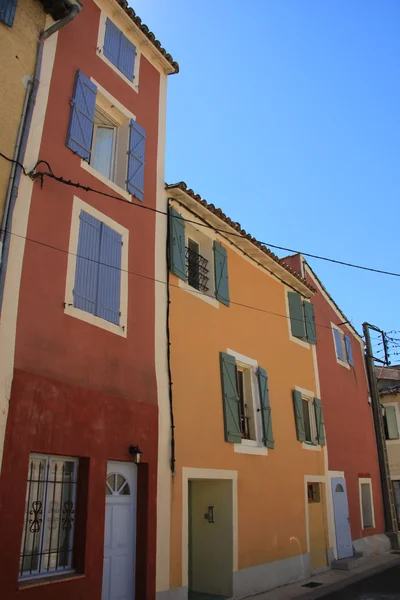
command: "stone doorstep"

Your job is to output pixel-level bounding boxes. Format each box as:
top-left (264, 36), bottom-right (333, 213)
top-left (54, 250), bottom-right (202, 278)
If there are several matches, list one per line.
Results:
top-left (330, 552), bottom-right (365, 571)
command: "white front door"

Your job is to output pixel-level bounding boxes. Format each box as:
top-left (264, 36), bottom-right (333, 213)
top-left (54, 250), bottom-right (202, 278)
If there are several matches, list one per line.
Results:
top-left (331, 477), bottom-right (353, 560)
top-left (102, 461), bottom-right (137, 600)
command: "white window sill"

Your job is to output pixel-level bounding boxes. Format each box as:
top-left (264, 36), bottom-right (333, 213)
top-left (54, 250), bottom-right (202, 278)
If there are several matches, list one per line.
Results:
top-left (178, 278), bottom-right (219, 309)
top-left (289, 333), bottom-right (310, 349)
top-left (64, 304), bottom-right (127, 338)
top-left (96, 49), bottom-right (139, 93)
top-left (386, 439), bottom-right (400, 445)
top-left (80, 160), bottom-right (132, 202)
top-left (336, 357), bottom-right (350, 370)
top-left (234, 440), bottom-right (268, 456)
top-left (302, 442), bottom-right (321, 451)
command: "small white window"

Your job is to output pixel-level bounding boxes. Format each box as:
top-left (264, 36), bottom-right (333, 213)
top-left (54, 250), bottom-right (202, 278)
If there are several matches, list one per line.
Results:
top-left (359, 479), bottom-right (375, 529)
top-left (184, 224), bottom-right (215, 298)
top-left (19, 455), bottom-right (78, 580)
top-left (91, 109), bottom-right (117, 180)
top-left (302, 395), bottom-right (318, 445)
top-left (332, 324), bottom-right (353, 368)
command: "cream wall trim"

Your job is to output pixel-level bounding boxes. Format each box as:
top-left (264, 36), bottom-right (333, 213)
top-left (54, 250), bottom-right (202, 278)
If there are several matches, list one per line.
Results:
top-left (96, 11), bottom-right (140, 93)
top-left (0, 30), bottom-right (58, 475)
top-left (359, 477), bottom-right (376, 529)
top-left (177, 278), bottom-right (220, 309)
top-left (181, 467), bottom-right (238, 588)
top-left (90, 78), bottom-right (137, 121)
top-left (295, 385), bottom-right (315, 398)
top-left (302, 443), bottom-right (321, 452)
top-left (92, 0), bottom-right (174, 75)
top-left (64, 196), bottom-right (128, 337)
top-left (155, 72), bottom-right (171, 593)
top-left (80, 160), bottom-right (132, 202)
top-left (284, 288), bottom-right (311, 349)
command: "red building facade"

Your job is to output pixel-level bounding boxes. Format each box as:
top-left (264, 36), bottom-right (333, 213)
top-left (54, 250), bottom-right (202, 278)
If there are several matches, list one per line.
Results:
top-left (0, 1), bottom-right (177, 598)
top-left (284, 254), bottom-right (385, 560)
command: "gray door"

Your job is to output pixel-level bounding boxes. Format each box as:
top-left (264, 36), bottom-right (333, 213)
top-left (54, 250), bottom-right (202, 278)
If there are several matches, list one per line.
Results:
top-left (331, 477), bottom-right (353, 559)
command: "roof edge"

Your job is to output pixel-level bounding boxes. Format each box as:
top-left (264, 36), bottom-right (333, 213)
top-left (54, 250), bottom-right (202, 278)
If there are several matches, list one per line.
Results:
top-left (166, 182), bottom-right (315, 294)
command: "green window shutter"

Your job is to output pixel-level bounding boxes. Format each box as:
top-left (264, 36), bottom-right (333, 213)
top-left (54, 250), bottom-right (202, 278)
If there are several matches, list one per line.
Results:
top-left (220, 352), bottom-right (241, 443)
top-left (288, 292), bottom-right (306, 339)
top-left (257, 367), bottom-right (274, 449)
top-left (293, 390), bottom-right (306, 442)
top-left (385, 406), bottom-right (399, 440)
top-left (314, 397), bottom-right (326, 446)
top-left (304, 301), bottom-right (317, 344)
top-left (169, 207), bottom-right (186, 281)
top-left (214, 241), bottom-right (230, 306)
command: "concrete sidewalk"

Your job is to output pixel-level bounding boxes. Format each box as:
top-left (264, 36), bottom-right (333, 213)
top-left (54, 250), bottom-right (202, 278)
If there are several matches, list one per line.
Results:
top-left (242, 552), bottom-right (400, 600)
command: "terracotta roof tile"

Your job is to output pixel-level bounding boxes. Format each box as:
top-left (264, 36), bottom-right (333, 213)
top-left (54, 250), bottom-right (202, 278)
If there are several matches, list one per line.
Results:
top-left (380, 386), bottom-right (400, 396)
top-left (115, 0), bottom-right (179, 73)
top-left (166, 182), bottom-right (315, 293)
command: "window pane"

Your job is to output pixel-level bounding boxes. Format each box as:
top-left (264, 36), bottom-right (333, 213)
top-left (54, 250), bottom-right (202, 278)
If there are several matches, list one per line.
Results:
top-left (20, 458), bottom-right (47, 575)
top-left (116, 474), bottom-right (126, 492)
top-left (302, 399), bottom-right (312, 443)
top-left (92, 127), bottom-right (115, 179)
top-left (361, 483), bottom-right (374, 527)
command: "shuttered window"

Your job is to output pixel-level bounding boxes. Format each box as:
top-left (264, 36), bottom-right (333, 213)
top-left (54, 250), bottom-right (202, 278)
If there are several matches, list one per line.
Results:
top-left (0, 0), bottom-right (17, 26)
top-left (214, 242), bottom-right (230, 306)
top-left (384, 406), bottom-right (399, 440)
top-left (257, 367), bottom-right (274, 448)
top-left (74, 211), bottom-right (122, 325)
top-left (127, 119), bottom-right (146, 201)
top-left (66, 71), bottom-right (97, 162)
top-left (344, 334), bottom-right (354, 365)
top-left (293, 390), bottom-right (325, 446)
top-left (314, 397), bottom-right (326, 446)
top-left (103, 18), bottom-right (136, 81)
top-left (288, 292), bottom-right (316, 344)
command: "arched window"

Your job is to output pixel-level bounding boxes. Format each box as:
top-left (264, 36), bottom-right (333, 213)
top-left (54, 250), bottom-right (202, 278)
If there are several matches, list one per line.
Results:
top-left (106, 473), bottom-right (130, 496)
top-left (335, 483), bottom-right (344, 493)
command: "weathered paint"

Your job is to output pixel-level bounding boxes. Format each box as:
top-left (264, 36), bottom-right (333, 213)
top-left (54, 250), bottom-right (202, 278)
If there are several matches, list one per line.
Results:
top-left (284, 254), bottom-right (384, 545)
top-left (159, 197), bottom-right (329, 597)
top-left (0, 0), bottom-right (169, 597)
top-left (0, 0), bottom-right (47, 475)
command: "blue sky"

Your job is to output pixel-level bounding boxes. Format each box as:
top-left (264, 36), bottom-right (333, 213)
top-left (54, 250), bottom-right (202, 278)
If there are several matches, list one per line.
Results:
top-left (137, 1), bottom-right (399, 343)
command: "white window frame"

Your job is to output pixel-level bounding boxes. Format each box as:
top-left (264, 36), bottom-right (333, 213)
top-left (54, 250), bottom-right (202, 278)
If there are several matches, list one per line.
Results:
top-left (227, 349), bottom-right (267, 456)
top-left (64, 196), bottom-right (129, 337)
top-left (19, 453), bottom-right (79, 581)
top-left (331, 323), bottom-right (350, 369)
top-left (96, 10), bottom-right (141, 93)
top-left (80, 79), bottom-right (137, 203)
top-left (359, 477), bottom-right (375, 529)
top-left (91, 119), bottom-right (118, 182)
top-left (383, 401), bottom-right (400, 445)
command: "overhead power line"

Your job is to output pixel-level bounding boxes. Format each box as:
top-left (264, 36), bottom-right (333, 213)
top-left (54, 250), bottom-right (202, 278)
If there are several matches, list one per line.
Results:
top-left (1, 151), bottom-right (400, 277)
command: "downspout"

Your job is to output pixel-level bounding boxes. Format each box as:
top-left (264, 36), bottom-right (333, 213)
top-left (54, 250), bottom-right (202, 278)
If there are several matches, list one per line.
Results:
top-left (0, 0), bottom-right (82, 309)
top-left (166, 207), bottom-right (176, 475)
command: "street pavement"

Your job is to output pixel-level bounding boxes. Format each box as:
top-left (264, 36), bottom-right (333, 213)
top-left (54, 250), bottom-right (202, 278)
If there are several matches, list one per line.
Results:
top-left (319, 564), bottom-right (400, 600)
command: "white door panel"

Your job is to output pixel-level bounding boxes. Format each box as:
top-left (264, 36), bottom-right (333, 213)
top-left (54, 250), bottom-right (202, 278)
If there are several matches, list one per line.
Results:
top-left (331, 477), bottom-right (353, 560)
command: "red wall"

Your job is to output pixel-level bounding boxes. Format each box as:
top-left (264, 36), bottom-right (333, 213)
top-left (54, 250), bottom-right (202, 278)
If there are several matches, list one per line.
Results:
top-left (0, 2), bottom-right (162, 598)
top-left (284, 255), bottom-right (384, 539)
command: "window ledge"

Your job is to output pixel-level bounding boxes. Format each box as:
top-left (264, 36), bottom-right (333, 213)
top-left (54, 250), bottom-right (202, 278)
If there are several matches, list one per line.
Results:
top-left (302, 442), bottom-right (321, 451)
top-left (80, 160), bottom-right (132, 202)
top-left (289, 334), bottom-right (310, 349)
top-left (234, 442), bottom-right (268, 456)
top-left (96, 49), bottom-right (139, 94)
top-left (178, 278), bottom-right (219, 309)
top-left (19, 572), bottom-right (84, 590)
top-left (336, 357), bottom-right (350, 370)
top-left (64, 304), bottom-right (127, 338)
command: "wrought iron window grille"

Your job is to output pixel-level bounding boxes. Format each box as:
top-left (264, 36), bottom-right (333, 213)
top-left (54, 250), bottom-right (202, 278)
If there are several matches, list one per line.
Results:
top-left (185, 245), bottom-right (209, 292)
top-left (19, 457), bottom-right (78, 580)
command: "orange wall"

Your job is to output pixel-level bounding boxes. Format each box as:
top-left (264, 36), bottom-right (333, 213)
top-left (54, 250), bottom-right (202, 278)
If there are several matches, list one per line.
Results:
top-left (169, 224), bottom-right (327, 587)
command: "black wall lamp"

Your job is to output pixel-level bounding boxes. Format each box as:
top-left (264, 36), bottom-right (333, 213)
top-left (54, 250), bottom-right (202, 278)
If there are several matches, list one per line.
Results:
top-left (129, 445), bottom-right (143, 464)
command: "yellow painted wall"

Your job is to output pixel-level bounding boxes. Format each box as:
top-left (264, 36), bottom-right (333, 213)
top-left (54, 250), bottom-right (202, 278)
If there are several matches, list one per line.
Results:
top-left (381, 394), bottom-right (400, 478)
top-left (168, 203), bottom-right (328, 589)
top-left (0, 0), bottom-right (46, 221)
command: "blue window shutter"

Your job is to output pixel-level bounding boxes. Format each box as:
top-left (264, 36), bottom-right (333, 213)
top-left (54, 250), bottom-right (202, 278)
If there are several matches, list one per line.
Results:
top-left (66, 71), bottom-right (97, 161)
top-left (334, 328), bottom-right (345, 361)
top-left (344, 334), bottom-right (354, 366)
top-left (127, 119), bottom-right (146, 200)
top-left (257, 367), bottom-right (274, 449)
top-left (74, 211), bottom-right (101, 314)
top-left (214, 241), bottom-right (230, 306)
top-left (97, 224), bottom-right (122, 325)
top-left (0, 0), bottom-right (17, 26)
top-left (103, 18), bottom-right (121, 68)
top-left (119, 33), bottom-right (136, 80)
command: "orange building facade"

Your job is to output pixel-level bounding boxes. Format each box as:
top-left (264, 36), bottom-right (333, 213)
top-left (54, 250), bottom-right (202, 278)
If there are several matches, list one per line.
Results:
top-left (156, 183), bottom-right (335, 599)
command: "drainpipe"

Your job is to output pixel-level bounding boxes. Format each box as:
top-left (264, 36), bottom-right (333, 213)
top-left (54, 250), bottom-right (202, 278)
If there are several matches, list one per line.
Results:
top-left (0, 0), bottom-right (82, 309)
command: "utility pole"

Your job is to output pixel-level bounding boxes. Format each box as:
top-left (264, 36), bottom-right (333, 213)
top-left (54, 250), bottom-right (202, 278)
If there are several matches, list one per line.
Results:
top-left (363, 322), bottom-right (399, 547)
